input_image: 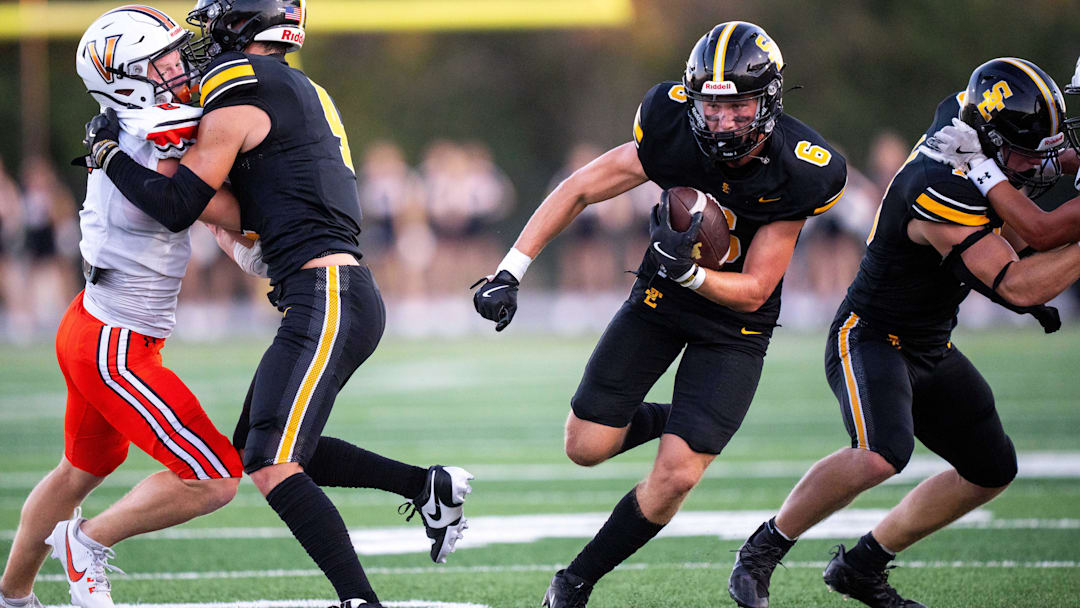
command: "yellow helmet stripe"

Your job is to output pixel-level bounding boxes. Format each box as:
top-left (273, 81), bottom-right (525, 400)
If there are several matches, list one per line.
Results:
top-left (712, 22), bottom-right (741, 81)
top-left (1000, 57), bottom-right (1059, 134)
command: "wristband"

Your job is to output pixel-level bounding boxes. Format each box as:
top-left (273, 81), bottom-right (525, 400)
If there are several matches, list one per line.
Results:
top-left (92, 140), bottom-right (120, 171)
top-left (968, 157), bottom-right (1008, 196)
top-left (496, 247), bottom-right (532, 281)
top-left (676, 264), bottom-right (706, 290)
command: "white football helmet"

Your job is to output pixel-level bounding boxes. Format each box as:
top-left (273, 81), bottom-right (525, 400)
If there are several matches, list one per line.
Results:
top-left (76, 5), bottom-right (200, 109)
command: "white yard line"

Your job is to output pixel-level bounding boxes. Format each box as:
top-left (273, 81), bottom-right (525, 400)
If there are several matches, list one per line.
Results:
top-left (10, 510), bottom-right (1079, 553)
top-left (4, 452), bottom-right (1080, 489)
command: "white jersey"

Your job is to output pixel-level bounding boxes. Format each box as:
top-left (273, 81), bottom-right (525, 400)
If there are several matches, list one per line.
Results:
top-left (80, 104), bottom-right (201, 339)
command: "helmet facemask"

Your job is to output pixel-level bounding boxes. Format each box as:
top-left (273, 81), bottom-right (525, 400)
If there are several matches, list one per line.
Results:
top-left (686, 79), bottom-right (781, 164)
top-left (977, 125), bottom-right (1066, 199)
top-left (125, 32), bottom-right (202, 105)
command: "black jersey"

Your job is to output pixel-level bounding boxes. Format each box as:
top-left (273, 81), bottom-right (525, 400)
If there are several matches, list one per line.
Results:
top-left (631, 81), bottom-right (848, 329)
top-left (199, 52), bottom-right (363, 284)
top-left (845, 93), bottom-right (1001, 342)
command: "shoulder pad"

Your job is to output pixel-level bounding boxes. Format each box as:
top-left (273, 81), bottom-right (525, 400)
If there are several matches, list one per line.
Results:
top-left (772, 117), bottom-right (848, 218)
top-left (200, 52), bottom-right (258, 109)
top-left (115, 104), bottom-right (202, 159)
top-left (910, 166), bottom-right (991, 227)
top-left (635, 81), bottom-right (686, 147)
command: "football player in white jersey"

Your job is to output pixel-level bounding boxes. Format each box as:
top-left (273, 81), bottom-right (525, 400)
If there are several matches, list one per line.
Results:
top-left (0, 7), bottom-right (250, 607)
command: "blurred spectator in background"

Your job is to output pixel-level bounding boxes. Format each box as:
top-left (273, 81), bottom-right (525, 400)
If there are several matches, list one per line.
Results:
top-left (423, 140), bottom-right (514, 293)
top-left (19, 156), bottom-right (78, 336)
top-left (357, 141), bottom-right (434, 298)
top-left (552, 142), bottom-right (660, 294)
top-left (0, 157), bottom-right (23, 336)
top-left (867, 130), bottom-right (911, 193)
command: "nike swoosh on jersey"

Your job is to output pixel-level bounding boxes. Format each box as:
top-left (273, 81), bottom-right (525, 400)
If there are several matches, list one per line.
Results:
top-left (66, 533), bottom-right (86, 582)
top-left (758, 196), bottom-right (781, 203)
top-left (740, 327), bottom-right (763, 335)
top-left (652, 242), bottom-right (677, 260)
top-left (482, 285), bottom-right (510, 298)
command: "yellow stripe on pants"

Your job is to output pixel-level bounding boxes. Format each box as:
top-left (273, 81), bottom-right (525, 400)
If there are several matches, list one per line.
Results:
top-left (838, 312), bottom-right (869, 449)
top-left (276, 267), bottom-right (341, 463)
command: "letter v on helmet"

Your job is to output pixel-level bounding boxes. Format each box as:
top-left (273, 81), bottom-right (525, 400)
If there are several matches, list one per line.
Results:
top-left (86, 35), bottom-right (122, 83)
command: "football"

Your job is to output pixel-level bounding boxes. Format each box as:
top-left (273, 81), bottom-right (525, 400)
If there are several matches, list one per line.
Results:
top-left (664, 186), bottom-right (731, 270)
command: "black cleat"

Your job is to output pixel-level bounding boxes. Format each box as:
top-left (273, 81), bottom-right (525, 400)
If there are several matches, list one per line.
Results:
top-left (332, 600), bottom-right (382, 608)
top-left (823, 545), bottom-right (927, 608)
top-left (541, 569), bottom-right (594, 608)
top-left (728, 522), bottom-right (789, 608)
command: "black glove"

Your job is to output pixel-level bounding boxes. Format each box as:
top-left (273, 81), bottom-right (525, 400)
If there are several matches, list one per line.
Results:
top-left (1031, 304), bottom-right (1061, 334)
top-left (471, 269), bottom-right (519, 332)
top-left (79, 108), bottom-right (122, 170)
top-left (647, 196), bottom-right (702, 281)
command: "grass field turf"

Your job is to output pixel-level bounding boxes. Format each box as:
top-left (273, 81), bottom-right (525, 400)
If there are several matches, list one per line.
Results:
top-left (1, 327), bottom-right (1078, 607)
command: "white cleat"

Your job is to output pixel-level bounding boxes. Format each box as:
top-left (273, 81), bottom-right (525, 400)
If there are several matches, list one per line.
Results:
top-left (0, 592), bottom-right (45, 608)
top-left (44, 508), bottom-right (122, 607)
top-left (402, 465), bottom-right (474, 563)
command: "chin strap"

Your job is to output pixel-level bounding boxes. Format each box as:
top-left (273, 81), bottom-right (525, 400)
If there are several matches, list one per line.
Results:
top-left (942, 228), bottom-right (1061, 333)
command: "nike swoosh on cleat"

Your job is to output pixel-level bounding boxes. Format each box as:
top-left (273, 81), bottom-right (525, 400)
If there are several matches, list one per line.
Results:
top-left (481, 285), bottom-right (510, 298)
top-left (740, 327), bottom-right (762, 335)
top-left (652, 242), bottom-right (677, 260)
top-left (66, 534), bottom-right (86, 582)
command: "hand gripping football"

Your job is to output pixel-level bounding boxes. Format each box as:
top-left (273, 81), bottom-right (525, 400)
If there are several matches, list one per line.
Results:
top-left (664, 186), bottom-right (731, 270)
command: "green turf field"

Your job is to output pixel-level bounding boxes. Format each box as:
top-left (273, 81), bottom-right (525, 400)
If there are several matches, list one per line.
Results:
top-left (1, 327), bottom-right (1078, 607)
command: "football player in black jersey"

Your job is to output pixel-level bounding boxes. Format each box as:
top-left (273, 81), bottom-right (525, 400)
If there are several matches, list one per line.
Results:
top-left (922, 56), bottom-right (1080, 251)
top-left (472, 22), bottom-right (847, 607)
top-left (81, 1), bottom-right (473, 606)
top-left (727, 58), bottom-right (1080, 608)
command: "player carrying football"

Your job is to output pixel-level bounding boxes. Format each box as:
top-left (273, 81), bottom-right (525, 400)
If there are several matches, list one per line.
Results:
top-left (80, 2), bottom-right (472, 606)
top-left (0, 6), bottom-right (247, 607)
top-left (727, 58), bottom-right (1080, 608)
top-left (472, 22), bottom-right (847, 607)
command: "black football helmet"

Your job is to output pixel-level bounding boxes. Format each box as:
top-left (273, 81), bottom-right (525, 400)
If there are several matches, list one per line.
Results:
top-left (1064, 56), bottom-right (1080, 149)
top-left (683, 21), bottom-right (784, 164)
top-left (187, 0), bottom-right (306, 61)
top-left (959, 57), bottom-right (1067, 198)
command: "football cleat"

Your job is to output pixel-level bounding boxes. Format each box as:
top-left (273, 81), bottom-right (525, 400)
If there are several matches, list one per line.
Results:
top-left (330, 599), bottom-right (382, 608)
top-left (44, 508), bottom-right (123, 608)
top-left (400, 465), bottom-right (474, 563)
top-left (823, 545), bottom-right (927, 608)
top-left (728, 522), bottom-right (788, 608)
top-left (0, 592), bottom-right (45, 608)
top-left (541, 569), bottom-right (594, 608)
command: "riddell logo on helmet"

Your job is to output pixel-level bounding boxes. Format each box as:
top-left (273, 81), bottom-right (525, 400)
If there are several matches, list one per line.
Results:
top-left (281, 29), bottom-right (304, 44)
top-left (1037, 132), bottom-right (1065, 150)
top-left (702, 80), bottom-right (738, 95)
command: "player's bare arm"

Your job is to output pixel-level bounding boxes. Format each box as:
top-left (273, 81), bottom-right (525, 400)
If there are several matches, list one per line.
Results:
top-left (179, 105), bottom-right (271, 189)
top-left (981, 181), bottom-right (1080, 251)
top-left (693, 219), bottom-right (804, 312)
top-left (514, 142), bottom-right (648, 258)
top-left (910, 219), bottom-right (1080, 307)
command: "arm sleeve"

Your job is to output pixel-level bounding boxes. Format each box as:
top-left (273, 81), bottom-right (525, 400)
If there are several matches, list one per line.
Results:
top-left (104, 151), bottom-right (216, 233)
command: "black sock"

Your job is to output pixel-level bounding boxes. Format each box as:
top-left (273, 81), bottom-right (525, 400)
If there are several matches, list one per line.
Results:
top-left (846, 532), bottom-right (895, 574)
top-left (266, 472), bottom-right (378, 603)
top-left (756, 517), bottom-right (796, 558)
top-left (306, 436), bottom-right (428, 499)
top-left (566, 488), bottom-right (665, 584)
top-left (616, 402), bottom-right (671, 455)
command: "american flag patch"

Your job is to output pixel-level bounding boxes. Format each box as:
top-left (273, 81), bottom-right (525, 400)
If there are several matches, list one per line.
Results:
top-left (284, 5), bottom-right (302, 21)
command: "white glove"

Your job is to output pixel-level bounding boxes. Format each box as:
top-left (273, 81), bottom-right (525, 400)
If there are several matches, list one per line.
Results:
top-left (233, 239), bottom-right (269, 278)
top-left (921, 118), bottom-right (988, 171)
top-left (1071, 55), bottom-right (1080, 91)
